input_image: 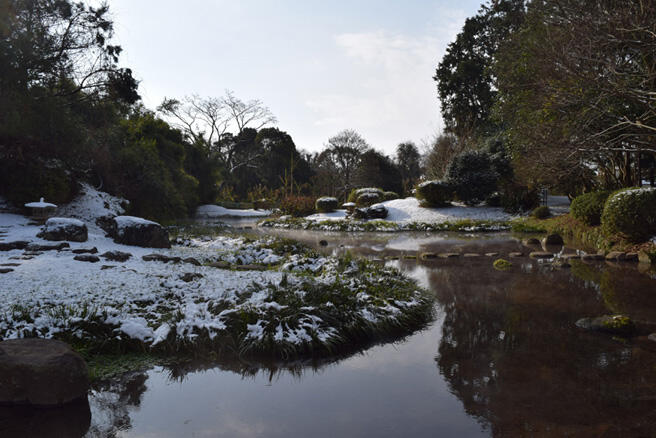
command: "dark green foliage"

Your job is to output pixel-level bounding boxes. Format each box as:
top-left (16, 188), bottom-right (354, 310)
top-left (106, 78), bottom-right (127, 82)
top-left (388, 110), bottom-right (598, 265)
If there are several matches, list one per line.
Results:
top-left (395, 142), bottom-right (422, 195)
top-left (315, 197), bottom-right (338, 213)
top-left (105, 111), bottom-right (199, 221)
top-left (280, 195), bottom-right (315, 217)
top-left (415, 180), bottom-right (453, 207)
top-left (571, 191), bottom-right (611, 226)
top-left (446, 150), bottom-right (498, 205)
top-left (383, 191), bottom-right (399, 201)
top-left (347, 188), bottom-right (384, 205)
top-left (501, 183), bottom-right (539, 213)
top-left (531, 205), bottom-right (550, 219)
top-left (0, 159), bottom-right (76, 205)
top-left (601, 188), bottom-right (656, 242)
top-left (353, 149), bottom-right (403, 196)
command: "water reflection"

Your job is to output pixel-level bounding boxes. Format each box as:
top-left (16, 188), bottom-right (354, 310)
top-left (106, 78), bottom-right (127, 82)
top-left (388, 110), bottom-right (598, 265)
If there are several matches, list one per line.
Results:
top-left (0, 398), bottom-right (91, 437)
top-left (84, 233), bottom-right (656, 437)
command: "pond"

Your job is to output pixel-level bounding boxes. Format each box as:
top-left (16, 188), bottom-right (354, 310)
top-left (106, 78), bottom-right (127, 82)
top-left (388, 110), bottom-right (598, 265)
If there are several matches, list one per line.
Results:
top-left (5, 230), bottom-right (656, 437)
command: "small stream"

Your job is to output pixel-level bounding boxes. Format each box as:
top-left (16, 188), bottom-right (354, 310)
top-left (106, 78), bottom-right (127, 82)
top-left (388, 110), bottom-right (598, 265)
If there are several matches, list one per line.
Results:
top-left (6, 228), bottom-right (656, 437)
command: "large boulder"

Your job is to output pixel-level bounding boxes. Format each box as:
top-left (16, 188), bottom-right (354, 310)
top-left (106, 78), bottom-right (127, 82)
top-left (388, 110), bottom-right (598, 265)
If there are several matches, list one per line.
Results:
top-left (110, 216), bottom-right (170, 249)
top-left (37, 218), bottom-right (88, 242)
top-left (350, 204), bottom-right (389, 220)
top-left (0, 339), bottom-right (89, 406)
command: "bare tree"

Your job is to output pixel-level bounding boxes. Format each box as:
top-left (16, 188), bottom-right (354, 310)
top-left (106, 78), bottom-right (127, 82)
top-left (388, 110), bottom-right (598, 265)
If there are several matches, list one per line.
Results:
top-left (325, 129), bottom-right (369, 195)
top-left (157, 91), bottom-right (277, 173)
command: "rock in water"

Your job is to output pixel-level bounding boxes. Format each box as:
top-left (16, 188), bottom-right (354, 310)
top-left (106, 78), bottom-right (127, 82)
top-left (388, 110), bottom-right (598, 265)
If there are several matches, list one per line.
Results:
top-left (543, 233), bottom-right (564, 245)
top-left (110, 216), bottom-right (170, 248)
top-left (37, 218), bottom-right (88, 242)
top-left (0, 339), bottom-right (89, 406)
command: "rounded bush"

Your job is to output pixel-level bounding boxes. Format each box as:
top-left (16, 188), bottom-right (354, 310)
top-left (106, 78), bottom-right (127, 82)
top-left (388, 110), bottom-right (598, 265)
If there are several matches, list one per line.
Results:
top-left (570, 191), bottom-right (611, 226)
top-left (356, 192), bottom-right (382, 207)
top-left (601, 187), bottom-right (656, 242)
top-left (279, 196), bottom-right (316, 217)
top-left (348, 188), bottom-right (383, 203)
top-left (415, 180), bottom-right (453, 207)
top-left (531, 205), bottom-right (551, 219)
top-left (315, 196), bottom-right (339, 213)
top-left (383, 191), bottom-right (399, 201)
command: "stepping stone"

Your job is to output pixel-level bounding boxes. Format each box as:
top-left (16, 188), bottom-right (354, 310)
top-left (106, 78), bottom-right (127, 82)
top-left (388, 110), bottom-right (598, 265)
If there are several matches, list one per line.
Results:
top-left (73, 255), bottom-right (100, 263)
top-left (385, 256), bottom-right (400, 260)
top-left (72, 247), bottom-right (98, 254)
top-left (562, 254), bottom-right (581, 260)
top-left (0, 339), bottom-right (89, 406)
top-left (403, 255), bottom-right (417, 260)
top-left (25, 242), bottom-right (70, 252)
top-left (509, 252), bottom-right (523, 257)
top-left (209, 261), bottom-right (230, 269)
top-left (463, 253), bottom-right (481, 258)
top-left (100, 265), bottom-right (116, 270)
top-left (529, 251), bottom-right (553, 259)
top-left (0, 263), bottom-right (20, 267)
top-left (439, 253), bottom-right (460, 258)
top-left (420, 253), bottom-right (437, 260)
top-left (0, 268), bottom-right (14, 274)
top-left (101, 251), bottom-right (132, 262)
top-left (142, 254), bottom-right (180, 263)
top-left (582, 254), bottom-right (605, 261)
top-left (234, 264), bottom-right (266, 271)
top-left (485, 252), bottom-right (499, 257)
top-left (0, 241), bottom-right (29, 251)
top-left (183, 257), bottom-right (201, 266)
top-left (605, 251), bottom-right (626, 261)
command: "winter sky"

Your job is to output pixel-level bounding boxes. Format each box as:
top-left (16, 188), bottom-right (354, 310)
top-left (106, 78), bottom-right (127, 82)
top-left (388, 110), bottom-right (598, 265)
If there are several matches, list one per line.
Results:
top-left (108, 0), bottom-right (482, 155)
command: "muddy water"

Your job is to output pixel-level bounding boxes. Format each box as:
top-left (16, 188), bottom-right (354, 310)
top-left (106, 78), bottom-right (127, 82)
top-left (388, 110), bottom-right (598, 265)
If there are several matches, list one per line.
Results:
top-left (10, 231), bottom-right (656, 437)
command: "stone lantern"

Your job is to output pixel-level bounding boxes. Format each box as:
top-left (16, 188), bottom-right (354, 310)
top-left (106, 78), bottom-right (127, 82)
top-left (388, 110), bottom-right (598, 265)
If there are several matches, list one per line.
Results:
top-left (24, 197), bottom-right (57, 222)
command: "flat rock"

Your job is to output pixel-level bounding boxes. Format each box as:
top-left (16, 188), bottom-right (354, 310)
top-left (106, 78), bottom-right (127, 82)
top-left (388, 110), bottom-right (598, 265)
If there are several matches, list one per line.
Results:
top-left (463, 253), bottom-right (481, 258)
top-left (0, 339), bottom-right (89, 406)
top-left (402, 255), bottom-right (417, 260)
top-left (100, 265), bottom-right (115, 270)
top-left (575, 315), bottom-right (635, 336)
top-left (485, 252), bottom-right (499, 257)
top-left (100, 251), bottom-right (132, 262)
top-left (624, 252), bottom-right (639, 262)
top-left (73, 255), bottom-right (100, 263)
top-left (25, 242), bottom-right (69, 252)
top-left (439, 253), bottom-right (460, 258)
top-left (0, 241), bottom-right (29, 251)
top-left (209, 261), bottom-right (231, 269)
top-left (420, 252), bottom-right (437, 260)
top-left (508, 252), bottom-right (523, 257)
top-left (235, 264), bottom-right (267, 271)
top-left (72, 247), bottom-right (98, 254)
top-left (529, 251), bottom-right (553, 259)
top-left (183, 257), bottom-right (201, 266)
top-left (0, 263), bottom-right (20, 267)
top-left (142, 254), bottom-right (180, 263)
top-left (605, 251), bottom-right (626, 261)
top-left (562, 254), bottom-right (581, 260)
top-left (0, 268), bottom-right (14, 274)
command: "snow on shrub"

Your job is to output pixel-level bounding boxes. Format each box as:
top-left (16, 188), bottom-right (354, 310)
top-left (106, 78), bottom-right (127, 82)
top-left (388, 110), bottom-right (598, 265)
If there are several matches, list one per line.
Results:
top-left (348, 188), bottom-right (383, 206)
top-left (315, 196), bottom-right (339, 213)
top-left (383, 191), bottom-right (399, 201)
top-left (570, 191), bottom-right (611, 226)
top-left (601, 187), bottom-right (656, 242)
top-left (415, 180), bottom-right (453, 207)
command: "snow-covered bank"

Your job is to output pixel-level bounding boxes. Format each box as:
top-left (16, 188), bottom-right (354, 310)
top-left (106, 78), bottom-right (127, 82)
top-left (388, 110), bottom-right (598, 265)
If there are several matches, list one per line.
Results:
top-left (196, 204), bottom-right (271, 219)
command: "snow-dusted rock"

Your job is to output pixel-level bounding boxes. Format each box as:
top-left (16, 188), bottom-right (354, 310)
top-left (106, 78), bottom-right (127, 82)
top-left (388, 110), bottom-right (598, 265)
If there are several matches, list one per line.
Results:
top-left (0, 339), bottom-right (89, 406)
top-left (110, 216), bottom-right (170, 249)
top-left (37, 217), bottom-right (88, 242)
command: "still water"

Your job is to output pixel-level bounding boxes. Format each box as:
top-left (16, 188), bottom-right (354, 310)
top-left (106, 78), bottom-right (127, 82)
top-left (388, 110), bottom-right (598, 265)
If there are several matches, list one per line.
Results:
top-left (10, 231), bottom-right (656, 437)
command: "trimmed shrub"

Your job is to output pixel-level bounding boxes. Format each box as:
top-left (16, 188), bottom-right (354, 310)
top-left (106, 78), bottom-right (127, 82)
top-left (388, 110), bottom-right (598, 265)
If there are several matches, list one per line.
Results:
top-left (415, 180), bottom-right (453, 207)
top-left (315, 196), bottom-right (339, 213)
top-left (501, 183), bottom-right (540, 213)
top-left (601, 187), bottom-right (656, 242)
top-left (280, 195), bottom-right (316, 217)
top-left (570, 191), bottom-right (611, 226)
top-left (348, 187), bottom-right (384, 204)
top-left (383, 191), bottom-right (399, 201)
top-left (356, 192), bottom-right (382, 207)
top-left (531, 205), bottom-right (551, 219)
top-left (446, 150), bottom-right (497, 205)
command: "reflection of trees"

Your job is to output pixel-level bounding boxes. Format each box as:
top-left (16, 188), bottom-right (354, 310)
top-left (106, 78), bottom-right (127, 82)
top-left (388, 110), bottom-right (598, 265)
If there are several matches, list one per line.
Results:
top-left (86, 372), bottom-right (148, 438)
top-left (431, 261), bottom-right (656, 435)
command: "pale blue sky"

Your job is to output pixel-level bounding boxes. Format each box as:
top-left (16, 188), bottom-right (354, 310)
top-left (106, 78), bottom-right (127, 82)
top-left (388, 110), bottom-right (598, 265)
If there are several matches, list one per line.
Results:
top-left (108, 0), bottom-right (483, 155)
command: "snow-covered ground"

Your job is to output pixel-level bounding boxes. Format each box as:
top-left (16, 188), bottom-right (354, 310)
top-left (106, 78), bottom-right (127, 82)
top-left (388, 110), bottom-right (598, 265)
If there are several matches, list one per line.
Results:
top-left (196, 204), bottom-right (271, 219)
top-left (0, 187), bottom-right (429, 355)
top-left (306, 197), bottom-right (514, 223)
